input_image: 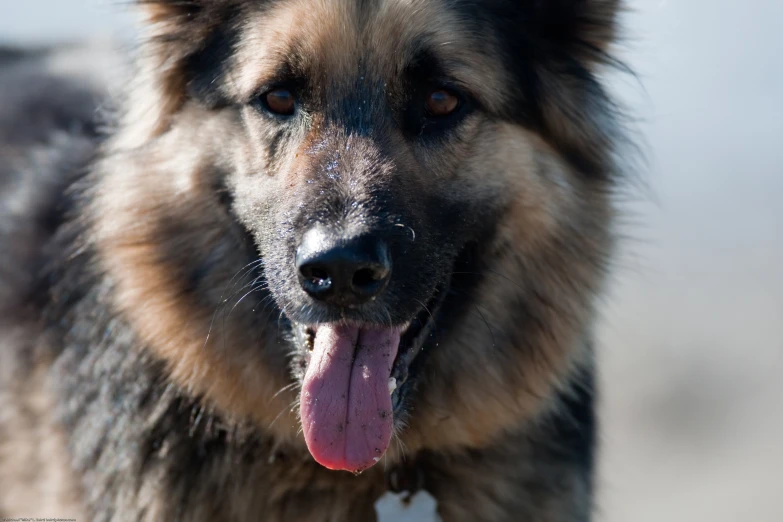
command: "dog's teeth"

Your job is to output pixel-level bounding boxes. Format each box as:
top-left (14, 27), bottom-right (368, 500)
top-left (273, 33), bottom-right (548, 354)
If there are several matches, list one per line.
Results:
top-left (373, 457), bottom-right (380, 463)
top-left (388, 377), bottom-right (397, 395)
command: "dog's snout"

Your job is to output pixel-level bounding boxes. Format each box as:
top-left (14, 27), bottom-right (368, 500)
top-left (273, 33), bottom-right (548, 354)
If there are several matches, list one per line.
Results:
top-left (296, 229), bottom-right (391, 306)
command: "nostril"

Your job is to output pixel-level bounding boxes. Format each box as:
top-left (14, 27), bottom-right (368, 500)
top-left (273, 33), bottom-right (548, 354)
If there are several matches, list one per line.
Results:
top-left (352, 267), bottom-right (380, 289)
top-left (299, 264), bottom-right (333, 298)
top-left (303, 265), bottom-right (330, 284)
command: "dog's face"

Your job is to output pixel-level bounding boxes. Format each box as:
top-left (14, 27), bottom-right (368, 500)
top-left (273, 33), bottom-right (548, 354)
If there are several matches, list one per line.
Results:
top-left (95, 0), bottom-right (620, 473)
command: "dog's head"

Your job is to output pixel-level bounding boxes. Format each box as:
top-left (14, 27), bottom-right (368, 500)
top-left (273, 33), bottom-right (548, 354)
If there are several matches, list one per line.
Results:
top-left (95, 0), bottom-right (621, 473)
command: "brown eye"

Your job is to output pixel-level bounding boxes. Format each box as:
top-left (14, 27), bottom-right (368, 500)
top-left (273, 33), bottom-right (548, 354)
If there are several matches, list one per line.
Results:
top-left (265, 88), bottom-right (295, 115)
top-left (425, 89), bottom-right (459, 117)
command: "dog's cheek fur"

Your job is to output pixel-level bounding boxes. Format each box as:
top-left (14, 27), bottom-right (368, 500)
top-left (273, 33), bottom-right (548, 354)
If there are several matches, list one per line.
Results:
top-left (91, 110), bottom-right (301, 442)
top-left (384, 0), bottom-right (620, 454)
top-left (397, 123), bottom-right (611, 454)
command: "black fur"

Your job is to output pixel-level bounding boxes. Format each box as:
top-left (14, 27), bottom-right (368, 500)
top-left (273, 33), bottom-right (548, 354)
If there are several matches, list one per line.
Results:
top-left (183, 7), bottom-right (243, 109)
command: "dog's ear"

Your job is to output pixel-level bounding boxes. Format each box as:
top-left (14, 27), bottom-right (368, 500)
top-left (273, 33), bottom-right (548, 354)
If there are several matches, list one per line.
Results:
top-left (504, 1), bottom-right (624, 179)
top-left (135, 1), bottom-right (236, 58)
top-left (570, 0), bottom-right (621, 50)
top-left (137, 0), bottom-right (203, 25)
top-left (135, 1), bottom-right (235, 34)
top-left (124, 1), bottom-right (240, 142)
top-left (530, 0), bottom-right (622, 55)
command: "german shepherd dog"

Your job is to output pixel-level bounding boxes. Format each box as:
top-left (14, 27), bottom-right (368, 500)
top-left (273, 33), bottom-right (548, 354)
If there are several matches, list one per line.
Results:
top-left (0, 1), bottom-right (624, 520)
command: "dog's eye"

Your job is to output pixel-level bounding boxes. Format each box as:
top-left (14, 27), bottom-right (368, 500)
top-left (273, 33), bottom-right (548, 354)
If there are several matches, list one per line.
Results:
top-left (264, 89), bottom-right (296, 116)
top-left (425, 89), bottom-right (459, 117)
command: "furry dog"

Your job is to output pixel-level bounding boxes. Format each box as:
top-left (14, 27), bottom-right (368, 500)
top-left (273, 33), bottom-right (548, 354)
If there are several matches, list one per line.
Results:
top-left (0, 1), bottom-right (624, 520)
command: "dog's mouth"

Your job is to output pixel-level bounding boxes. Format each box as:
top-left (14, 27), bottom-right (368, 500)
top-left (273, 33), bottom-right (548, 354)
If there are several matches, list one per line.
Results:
top-left (291, 274), bottom-right (451, 474)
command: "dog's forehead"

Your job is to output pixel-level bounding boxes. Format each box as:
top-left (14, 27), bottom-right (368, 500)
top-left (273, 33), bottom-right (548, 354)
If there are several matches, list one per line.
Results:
top-left (232, 0), bottom-right (505, 105)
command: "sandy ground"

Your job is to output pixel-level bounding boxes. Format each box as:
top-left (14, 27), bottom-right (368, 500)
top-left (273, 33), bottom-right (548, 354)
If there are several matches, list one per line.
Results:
top-left (2, 1), bottom-right (782, 521)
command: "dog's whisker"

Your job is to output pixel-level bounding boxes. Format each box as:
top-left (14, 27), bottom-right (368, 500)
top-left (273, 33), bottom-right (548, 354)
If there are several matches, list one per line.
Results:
top-left (204, 260), bottom-right (263, 347)
top-left (215, 282), bottom-right (268, 356)
top-left (267, 404), bottom-right (290, 431)
top-left (448, 287), bottom-right (500, 348)
top-left (269, 381), bottom-right (299, 402)
top-left (227, 285), bottom-right (266, 318)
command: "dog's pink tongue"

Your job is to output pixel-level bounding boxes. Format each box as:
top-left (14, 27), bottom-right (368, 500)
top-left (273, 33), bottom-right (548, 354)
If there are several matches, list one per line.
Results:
top-left (300, 324), bottom-right (400, 472)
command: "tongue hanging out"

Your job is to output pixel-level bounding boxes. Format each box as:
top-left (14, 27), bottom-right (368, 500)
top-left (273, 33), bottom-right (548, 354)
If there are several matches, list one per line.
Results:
top-left (300, 324), bottom-right (401, 472)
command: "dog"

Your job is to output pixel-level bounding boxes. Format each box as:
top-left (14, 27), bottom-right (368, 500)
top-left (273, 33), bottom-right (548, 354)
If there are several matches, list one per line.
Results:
top-left (0, 1), bottom-right (624, 520)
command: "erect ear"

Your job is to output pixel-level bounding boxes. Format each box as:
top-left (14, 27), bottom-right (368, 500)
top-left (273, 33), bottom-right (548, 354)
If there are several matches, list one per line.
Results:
top-left (502, 1), bottom-right (625, 179)
top-left (127, 1), bottom-right (241, 141)
top-left (137, 0), bottom-right (202, 24)
top-left (571, 0), bottom-right (622, 50)
top-left (136, 0), bottom-right (238, 67)
top-left (529, 0), bottom-right (622, 55)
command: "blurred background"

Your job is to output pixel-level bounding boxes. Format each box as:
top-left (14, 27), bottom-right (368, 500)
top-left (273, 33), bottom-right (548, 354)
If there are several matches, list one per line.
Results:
top-left (2, 1), bottom-right (781, 520)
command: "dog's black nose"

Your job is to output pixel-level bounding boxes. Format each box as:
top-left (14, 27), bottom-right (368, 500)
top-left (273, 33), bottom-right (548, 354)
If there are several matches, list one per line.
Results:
top-left (296, 229), bottom-right (391, 306)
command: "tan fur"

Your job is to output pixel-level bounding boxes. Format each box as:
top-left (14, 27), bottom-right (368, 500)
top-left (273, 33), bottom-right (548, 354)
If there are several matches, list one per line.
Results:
top-left (395, 125), bottom-right (610, 453)
top-left (92, 121), bottom-right (302, 442)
